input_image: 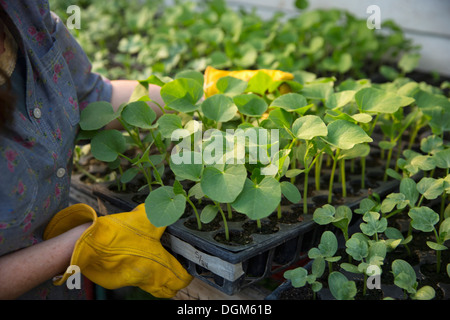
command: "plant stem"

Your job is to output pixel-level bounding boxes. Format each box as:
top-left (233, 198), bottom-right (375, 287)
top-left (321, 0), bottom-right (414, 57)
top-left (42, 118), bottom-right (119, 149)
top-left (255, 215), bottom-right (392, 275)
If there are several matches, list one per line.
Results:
top-left (117, 164), bottom-right (126, 191)
top-left (383, 147), bottom-right (394, 181)
top-left (74, 162), bottom-right (101, 184)
top-left (433, 228), bottom-right (441, 273)
top-left (217, 203), bottom-right (229, 241)
top-left (361, 156), bottom-right (366, 189)
top-left (340, 158), bottom-right (347, 198)
top-left (315, 153), bottom-right (323, 191)
top-left (138, 163), bottom-right (153, 192)
top-left (257, 219), bottom-right (262, 231)
top-left (328, 149), bottom-right (340, 204)
top-left (277, 203), bottom-right (282, 219)
top-left (227, 203), bottom-right (233, 220)
top-left (186, 197), bottom-right (202, 230)
top-left (303, 170), bottom-right (309, 214)
top-left (440, 168), bottom-right (449, 222)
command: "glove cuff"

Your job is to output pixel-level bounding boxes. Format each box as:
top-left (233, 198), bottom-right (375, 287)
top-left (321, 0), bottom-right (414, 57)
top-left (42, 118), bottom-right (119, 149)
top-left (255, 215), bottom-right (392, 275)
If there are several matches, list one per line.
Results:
top-left (43, 203), bottom-right (97, 240)
top-left (43, 204), bottom-right (98, 286)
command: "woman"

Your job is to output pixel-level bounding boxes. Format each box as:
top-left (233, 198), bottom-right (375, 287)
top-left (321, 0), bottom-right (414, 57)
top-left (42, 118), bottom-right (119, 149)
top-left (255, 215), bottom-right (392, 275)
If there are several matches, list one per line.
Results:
top-left (0, 0), bottom-right (179, 299)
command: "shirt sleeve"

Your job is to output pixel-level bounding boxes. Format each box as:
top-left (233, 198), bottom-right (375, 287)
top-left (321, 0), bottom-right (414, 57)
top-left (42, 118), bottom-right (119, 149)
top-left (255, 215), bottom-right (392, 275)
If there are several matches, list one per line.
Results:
top-left (50, 11), bottom-right (112, 109)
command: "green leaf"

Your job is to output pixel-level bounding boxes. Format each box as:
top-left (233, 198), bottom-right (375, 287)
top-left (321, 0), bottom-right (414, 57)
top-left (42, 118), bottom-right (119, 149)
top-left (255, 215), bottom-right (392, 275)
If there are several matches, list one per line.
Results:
top-left (232, 177), bottom-right (281, 220)
top-left (200, 204), bottom-right (219, 224)
top-left (360, 211), bottom-right (387, 236)
top-left (301, 81), bottom-right (333, 100)
top-left (233, 93), bottom-right (268, 117)
top-left (328, 272), bottom-right (357, 300)
top-left (169, 151), bottom-right (203, 182)
top-left (313, 204), bottom-right (335, 225)
top-left (267, 108), bottom-right (293, 130)
top-left (145, 186), bottom-right (186, 227)
top-left (340, 263), bottom-right (360, 274)
top-left (201, 94), bottom-right (237, 123)
top-left (120, 167), bottom-right (140, 184)
top-left (380, 193), bottom-right (408, 213)
top-left (246, 71), bottom-right (274, 96)
top-left (325, 90), bottom-right (356, 109)
top-left (122, 101), bottom-right (157, 129)
top-left (200, 164), bottom-right (247, 203)
top-left (216, 76), bottom-right (248, 97)
top-left (156, 114), bottom-right (183, 139)
top-left (79, 101), bottom-right (118, 130)
top-left (426, 241), bottom-right (448, 251)
top-left (385, 227), bottom-right (411, 245)
top-left (355, 87), bottom-right (415, 114)
top-left (270, 93), bottom-right (308, 112)
top-left (160, 78), bottom-right (203, 113)
top-left (417, 177), bottom-right (444, 200)
top-left (400, 178), bottom-right (419, 207)
top-left (322, 119), bottom-right (372, 150)
top-left (345, 236), bottom-right (368, 261)
top-left (354, 198), bottom-right (376, 215)
top-left (378, 141), bottom-right (396, 150)
top-left (294, 0), bottom-right (309, 10)
top-left (90, 130), bottom-right (127, 162)
top-left (398, 53), bottom-right (421, 74)
top-left (317, 231), bottom-right (338, 258)
top-left (280, 181), bottom-right (301, 204)
top-left (311, 257), bottom-right (325, 278)
top-left (412, 286), bottom-right (435, 300)
top-left (392, 259), bottom-right (417, 294)
top-left (333, 205), bottom-right (352, 231)
top-left (188, 183), bottom-right (204, 200)
top-left (338, 144), bottom-right (370, 160)
top-left (284, 267), bottom-right (308, 288)
top-left (175, 70), bottom-right (204, 86)
top-left (408, 207), bottom-right (439, 232)
top-left (440, 217), bottom-right (450, 241)
top-left (420, 135), bottom-right (443, 154)
top-left (433, 148), bottom-right (450, 169)
top-left (292, 115), bottom-right (328, 141)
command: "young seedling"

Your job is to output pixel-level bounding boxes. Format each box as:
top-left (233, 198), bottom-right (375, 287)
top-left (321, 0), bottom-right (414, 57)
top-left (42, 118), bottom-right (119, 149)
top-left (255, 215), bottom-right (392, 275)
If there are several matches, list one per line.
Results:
top-left (313, 204), bottom-right (352, 242)
top-left (408, 207), bottom-right (450, 273)
top-left (289, 115), bottom-right (328, 214)
top-left (341, 233), bottom-right (386, 296)
top-left (328, 271), bottom-right (357, 300)
top-left (321, 119), bottom-right (373, 203)
top-left (391, 259), bottom-right (435, 300)
top-left (360, 211), bottom-right (387, 242)
top-left (354, 86), bottom-right (415, 181)
top-left (79, 100), bottom-right (165, 192)
top-left (308, 231), bottom-right (341, 272)
top-left (283, 256), bottom-right (325, 300)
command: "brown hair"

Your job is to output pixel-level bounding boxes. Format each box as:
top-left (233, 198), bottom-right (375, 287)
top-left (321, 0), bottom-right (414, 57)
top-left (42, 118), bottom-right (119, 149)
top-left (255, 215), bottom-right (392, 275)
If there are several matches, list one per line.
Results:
top-left (0, 67), bottom-right (16, 130)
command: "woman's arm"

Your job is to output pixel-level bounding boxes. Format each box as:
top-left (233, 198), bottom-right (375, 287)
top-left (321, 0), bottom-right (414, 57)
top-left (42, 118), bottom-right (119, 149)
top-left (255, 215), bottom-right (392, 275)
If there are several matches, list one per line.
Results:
top-left (0, 223), bottom-right (90, 300)
top-left (106, 80), bottom-right (165, 130)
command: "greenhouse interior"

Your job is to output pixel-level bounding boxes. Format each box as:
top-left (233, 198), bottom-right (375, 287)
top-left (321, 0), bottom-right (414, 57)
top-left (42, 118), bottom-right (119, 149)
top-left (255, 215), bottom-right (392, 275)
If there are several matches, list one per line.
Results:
top-left (0, 0), bottom-right (449, 305)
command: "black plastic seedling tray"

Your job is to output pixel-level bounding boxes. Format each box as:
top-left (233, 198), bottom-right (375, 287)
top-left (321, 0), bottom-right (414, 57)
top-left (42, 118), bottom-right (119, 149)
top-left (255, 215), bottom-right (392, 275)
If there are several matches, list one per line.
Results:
top-left (70, 160), bottom-right (402, 295)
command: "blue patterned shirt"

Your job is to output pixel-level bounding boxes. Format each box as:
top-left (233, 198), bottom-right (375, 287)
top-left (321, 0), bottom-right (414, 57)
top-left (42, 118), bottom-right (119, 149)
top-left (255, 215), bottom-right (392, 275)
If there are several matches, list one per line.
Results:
top-left (0, 0), bottom-right (112, 299)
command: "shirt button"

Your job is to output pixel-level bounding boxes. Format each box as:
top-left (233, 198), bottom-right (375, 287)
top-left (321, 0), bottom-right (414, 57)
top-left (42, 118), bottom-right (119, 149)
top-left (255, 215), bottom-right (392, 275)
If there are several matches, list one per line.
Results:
top-left (33, 108), bottom-right (42, 119)
top-left (56, 168), bottom-right (66, 178)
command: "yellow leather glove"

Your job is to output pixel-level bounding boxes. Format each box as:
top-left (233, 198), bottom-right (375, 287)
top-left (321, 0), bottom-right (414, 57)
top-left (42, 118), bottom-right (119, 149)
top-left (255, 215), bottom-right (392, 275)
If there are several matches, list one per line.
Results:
top-left (204, 66), bottom-right (294, 97)
top-left (43, 203), bottom-right (193, 298)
